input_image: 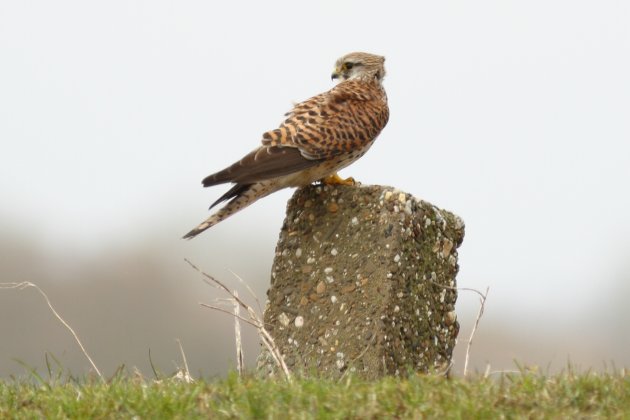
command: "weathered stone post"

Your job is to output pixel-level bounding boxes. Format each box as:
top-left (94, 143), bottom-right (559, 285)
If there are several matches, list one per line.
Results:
top-left (257, 184), bottom-right (464, 379)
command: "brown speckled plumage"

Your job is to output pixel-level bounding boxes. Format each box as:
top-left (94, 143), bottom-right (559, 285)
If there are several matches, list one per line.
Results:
top-left (184, 52), bottom-right (389, 239)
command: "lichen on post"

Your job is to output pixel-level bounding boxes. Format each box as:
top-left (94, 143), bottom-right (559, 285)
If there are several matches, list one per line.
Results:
top-left (257, 184), bottom-right (465, 379)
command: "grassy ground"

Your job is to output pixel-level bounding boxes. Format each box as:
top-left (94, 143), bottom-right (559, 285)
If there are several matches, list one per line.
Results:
top-left (1, 369), bottom-right (629, 418)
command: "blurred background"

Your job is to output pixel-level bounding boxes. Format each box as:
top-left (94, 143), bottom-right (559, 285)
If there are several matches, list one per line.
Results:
top-left (1, 1), bottom-right (629, 379)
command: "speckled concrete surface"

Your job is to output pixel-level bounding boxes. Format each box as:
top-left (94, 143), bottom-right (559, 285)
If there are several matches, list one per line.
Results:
top-left (257, 184), bottom-right (465, 379)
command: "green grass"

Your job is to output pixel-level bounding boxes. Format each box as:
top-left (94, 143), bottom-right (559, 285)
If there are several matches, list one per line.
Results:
top-left (1, 369), bottom-right (629, 418)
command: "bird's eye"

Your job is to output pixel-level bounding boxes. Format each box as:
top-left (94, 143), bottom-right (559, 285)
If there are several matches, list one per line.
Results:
top-left (344, 62), bottom-right (354, 70)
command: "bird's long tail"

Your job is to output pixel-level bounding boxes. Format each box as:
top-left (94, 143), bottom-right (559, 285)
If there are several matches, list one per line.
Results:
top-left (182, 183), bottom-right (274, 239)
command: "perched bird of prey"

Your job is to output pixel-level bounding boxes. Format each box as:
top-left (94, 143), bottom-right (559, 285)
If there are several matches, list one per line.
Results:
top-left (183, 52), bottom-right (389, 239)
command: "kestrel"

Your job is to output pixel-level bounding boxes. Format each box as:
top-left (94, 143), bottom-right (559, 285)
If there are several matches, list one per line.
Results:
top-left (183, 52), bottom-right (389, 239)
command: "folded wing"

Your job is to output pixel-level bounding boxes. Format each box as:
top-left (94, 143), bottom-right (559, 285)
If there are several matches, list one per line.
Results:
top-left (202, 146), bottom-right (323, 187)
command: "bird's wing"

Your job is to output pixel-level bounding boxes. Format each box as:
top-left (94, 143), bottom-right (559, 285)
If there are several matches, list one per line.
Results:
top-left (202, 146), bottom-right (322, 187)
top-left (202, 79), bottom-right (388, 188)
top-left (262, 79), bottom-right (389, 160)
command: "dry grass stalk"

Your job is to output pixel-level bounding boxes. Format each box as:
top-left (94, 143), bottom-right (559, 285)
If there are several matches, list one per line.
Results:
top-left (175, 338), bottom-right (194, 383)
top-left (0, 281), bottom-right (104, 382)
top-left (185, 259), bottom-right (292, 383)
top-left (427, 279), bottom-right (490, 377)
top-left (232, 290), bottom-right (244, 376)
top-left (464, 286), bottom-right (490, 377)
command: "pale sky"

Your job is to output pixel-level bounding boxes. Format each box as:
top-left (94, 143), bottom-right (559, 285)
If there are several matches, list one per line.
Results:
top-left (1, 1), bottom-right (629, 375)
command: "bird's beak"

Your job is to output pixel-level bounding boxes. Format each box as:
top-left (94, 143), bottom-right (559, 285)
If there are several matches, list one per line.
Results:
top-left (331, 68), bottom-right (340, 81)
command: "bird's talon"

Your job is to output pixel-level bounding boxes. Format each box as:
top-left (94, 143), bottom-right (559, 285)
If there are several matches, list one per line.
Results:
top-left (322, 173), bottom-right (356, 186)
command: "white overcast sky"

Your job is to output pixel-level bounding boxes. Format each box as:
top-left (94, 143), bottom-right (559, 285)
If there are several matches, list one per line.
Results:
top-left (1, 1), bottom-right (629, 367)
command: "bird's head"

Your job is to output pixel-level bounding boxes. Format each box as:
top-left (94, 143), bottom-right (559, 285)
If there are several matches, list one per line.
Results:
top-left (331, 52), bottom-right (386, 82)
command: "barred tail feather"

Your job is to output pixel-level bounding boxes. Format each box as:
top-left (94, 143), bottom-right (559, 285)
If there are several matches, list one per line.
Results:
top-left (182, 183), bottom-right (274, 239)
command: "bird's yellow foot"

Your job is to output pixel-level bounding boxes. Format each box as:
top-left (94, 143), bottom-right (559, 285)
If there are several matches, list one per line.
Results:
top-left (322, 173), bottom-right (356, 186)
